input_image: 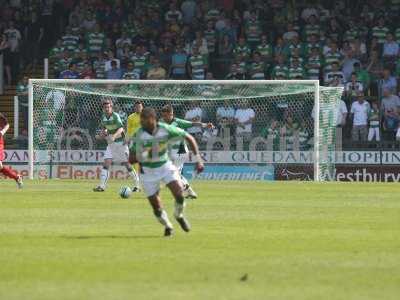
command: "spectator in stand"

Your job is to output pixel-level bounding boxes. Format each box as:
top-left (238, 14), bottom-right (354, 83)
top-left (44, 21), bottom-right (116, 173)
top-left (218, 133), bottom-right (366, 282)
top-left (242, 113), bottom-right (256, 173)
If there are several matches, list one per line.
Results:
top-left (244, 11), bottom-right (261, 50)
top-left (203, 22), bottom-right (216, 55)
top-left (353, 62), bottom-right (370, 92)
top-left (233, 36), bottom-right (251, 60)
top-left (93, 52), bottom-right (107, 79)
top-left (256, 34), bottom-right (273, 64)
top-left (131, 45), bottom-right (149, 78)
top-left (25, 11), bottom-right (44, 70)
top-left (324, 41), bottom-right (342, 73)
top-left (170, 44), bottom-right (188, 79)
top-left (105, 51), bottom-right (120, 72)
top-left (225, 63), bottom-right (243, 80)
top-left (80, 62), bottom-right (95, 79)
top-left (4, 21), bottom-right (21, 83)
top-left (122, 62), bottom-right (140, 79)
top-left (372, 17), bottom-right (390, 47)
top-left (368, 101), bottom-right (380, 142)
top-left (350, 92), bottom-right (370, 142)
top-left (61, 27), bottom-right (79, 52)
top-left (380, 69), bottom-right (398, 94)
top-left (86, 23), bottom-right (106, 59)
top-left (106, 60), bottom-right (123, 79)
top-left (383, 32), bottom-right (399, 64)
top-left (165, 2), bottom-right (182, 23)
top-left (349, 37), bottom-right (367, 63)
top-left (288, 58), bottom-right (305, 79)
top-left (305, 47), bottom-right (322, 80)
top-left (216, 99), bottom-right (235, 137)
top-left (248, 52), bottom-right (266, 80)
top-left (324, 62), bottom-right (345, 86)
top-left (342, 50), bottom-right (360, 82)
top-left (185, 101), bottom-right (203, 140)
top-left (0, 34), bottom-right (12, 86)
top-left (283, 23), bottom-right (299, 42)
top-left (272, 55), bottom-right (288, 79)
top-left (59, 62), bottom-right (79, 79)
top-left (218, 34), bottom-right (234, 58)
top-left (381, 89), bottom-right (400, 132)
top-left (235, 100), bottom-right (255, 144)
top-left (188, 45), bottom-right (208, 79)
top-left (181, 0), bottom-right (197, 25)
top-left (147, 57), bottom-right (167, 79)
top-left (345, 73), bottom-right (364, 100)
top-left (82, 11), bottom-right (97, 31)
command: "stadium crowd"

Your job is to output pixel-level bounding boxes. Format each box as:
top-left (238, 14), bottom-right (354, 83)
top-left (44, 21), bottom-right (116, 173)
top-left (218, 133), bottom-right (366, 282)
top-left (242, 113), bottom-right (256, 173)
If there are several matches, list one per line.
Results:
top-left (3, 0), bottom-right (400, 148)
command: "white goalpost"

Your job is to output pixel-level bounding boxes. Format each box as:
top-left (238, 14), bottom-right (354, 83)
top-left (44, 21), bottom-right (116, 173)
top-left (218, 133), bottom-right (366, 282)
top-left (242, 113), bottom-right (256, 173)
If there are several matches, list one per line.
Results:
top-left (28, 79), bottom-right (342, 181)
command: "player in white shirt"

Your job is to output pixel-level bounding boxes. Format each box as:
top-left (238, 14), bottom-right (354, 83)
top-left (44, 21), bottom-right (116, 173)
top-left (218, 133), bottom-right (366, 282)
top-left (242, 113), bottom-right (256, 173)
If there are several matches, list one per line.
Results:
top-left (129, 108), bottom-right (204, 236)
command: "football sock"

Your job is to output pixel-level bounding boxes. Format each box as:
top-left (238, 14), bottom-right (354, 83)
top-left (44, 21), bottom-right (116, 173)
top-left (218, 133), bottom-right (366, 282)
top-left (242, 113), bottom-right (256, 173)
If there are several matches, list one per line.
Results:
top-left (174, 197), bottom-right (186, 219)
top-left (154, 209), bottom-right (173, 229)
top-left (180, 175), bottom-right (189, 188)
top-left (0, 166), bottom-right (19, 181)
top-left (99, 167), bottom-right (109, 189)
top-left (126, 166), bottom-right (139, 188)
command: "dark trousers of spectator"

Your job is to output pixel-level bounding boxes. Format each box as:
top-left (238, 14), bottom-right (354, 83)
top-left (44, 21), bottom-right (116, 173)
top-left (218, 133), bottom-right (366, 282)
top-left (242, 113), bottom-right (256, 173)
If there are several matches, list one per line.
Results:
top-left (9, 52), bottom-right (20, 84)
top-left (352, 125), bottom-right (368, 142)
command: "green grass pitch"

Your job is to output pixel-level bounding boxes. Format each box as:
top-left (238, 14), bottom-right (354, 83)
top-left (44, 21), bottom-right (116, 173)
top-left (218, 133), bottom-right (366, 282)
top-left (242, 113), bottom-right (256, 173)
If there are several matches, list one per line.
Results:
top-left (0, 180), bottom-right (399, 300)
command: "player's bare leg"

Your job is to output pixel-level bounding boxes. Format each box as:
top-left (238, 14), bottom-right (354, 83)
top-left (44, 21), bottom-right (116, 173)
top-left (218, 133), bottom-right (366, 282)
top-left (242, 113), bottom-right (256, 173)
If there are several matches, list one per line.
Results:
top-left (167, 180), bottom-right (191, 232)
top-left (147, 192), bottom-right (174, 237)
top-left (0, 161), bottom-right (23, 189)
top-left (122, 162), bottom-right (140, 192)
top-left (93, 159), bottom-right (112, 192)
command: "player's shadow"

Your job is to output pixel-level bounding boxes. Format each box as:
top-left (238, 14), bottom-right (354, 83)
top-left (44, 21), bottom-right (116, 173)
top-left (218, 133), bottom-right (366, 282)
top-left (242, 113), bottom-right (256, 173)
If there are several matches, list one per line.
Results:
top-left (60, 235), bottom-right (160, 240)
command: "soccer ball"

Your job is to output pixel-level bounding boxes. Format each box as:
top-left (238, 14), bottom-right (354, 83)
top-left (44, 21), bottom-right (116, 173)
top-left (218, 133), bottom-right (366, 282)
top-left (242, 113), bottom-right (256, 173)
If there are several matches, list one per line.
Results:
top-left (119, 186), bottom-right (132, 199)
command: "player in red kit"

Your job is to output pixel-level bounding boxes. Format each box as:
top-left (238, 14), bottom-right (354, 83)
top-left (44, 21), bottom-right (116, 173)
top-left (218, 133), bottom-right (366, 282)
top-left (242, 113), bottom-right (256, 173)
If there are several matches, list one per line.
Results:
top-left (0, 113), bottom-right (23, 188)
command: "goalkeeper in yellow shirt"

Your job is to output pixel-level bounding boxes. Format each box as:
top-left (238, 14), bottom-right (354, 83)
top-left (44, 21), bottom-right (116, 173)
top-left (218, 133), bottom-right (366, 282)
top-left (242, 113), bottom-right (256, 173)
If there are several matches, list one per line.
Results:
top-left (125, 101), bottom-right (143, 192)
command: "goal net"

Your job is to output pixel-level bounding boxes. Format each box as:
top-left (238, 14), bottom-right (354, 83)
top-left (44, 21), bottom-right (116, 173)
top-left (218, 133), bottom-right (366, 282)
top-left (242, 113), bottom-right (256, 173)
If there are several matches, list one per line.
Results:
top-left (28, 79), bottom-right (343, 181)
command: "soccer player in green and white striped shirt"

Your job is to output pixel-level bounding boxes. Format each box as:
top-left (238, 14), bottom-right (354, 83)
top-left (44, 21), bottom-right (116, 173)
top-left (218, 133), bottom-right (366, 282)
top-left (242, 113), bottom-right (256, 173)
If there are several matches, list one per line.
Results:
top-left (129, 108), bottom-right (204, 236)
top-left (161, 105), bottom-right (213, 199)
top-left (93, 99), bottom-right (140, 192)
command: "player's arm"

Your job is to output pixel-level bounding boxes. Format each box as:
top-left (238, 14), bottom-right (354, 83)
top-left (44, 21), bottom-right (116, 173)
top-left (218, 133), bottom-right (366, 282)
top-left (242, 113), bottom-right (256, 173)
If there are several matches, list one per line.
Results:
top-left (0, 123), bottom-right (9, 137)
top-left (177, 118), bottom-right (214, 130)
top-left (191, 121), bottom-right (214, 129)
top-left (109, 127), bottom-right (124, 143)
top-left (185, 133), bottom-right (204, 174)
top-left (0, 114), bottom-right (9, 137)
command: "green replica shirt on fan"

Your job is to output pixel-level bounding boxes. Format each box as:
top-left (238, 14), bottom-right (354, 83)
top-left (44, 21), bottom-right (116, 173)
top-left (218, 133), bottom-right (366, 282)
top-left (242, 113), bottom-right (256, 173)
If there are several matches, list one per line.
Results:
top-left (101, 112), bottom-right (124, 143)
top-left (130, 122), bottom-right (188, 168)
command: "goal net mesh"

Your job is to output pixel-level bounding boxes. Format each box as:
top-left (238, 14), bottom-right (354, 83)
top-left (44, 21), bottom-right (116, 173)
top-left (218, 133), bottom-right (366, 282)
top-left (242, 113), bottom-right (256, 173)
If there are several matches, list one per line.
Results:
top-left (29, 80), bottom-right (342, 181)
